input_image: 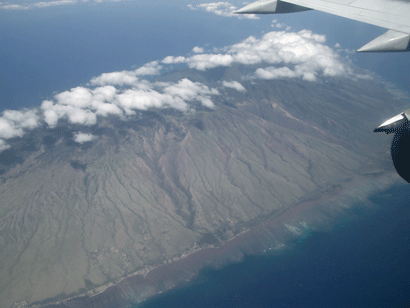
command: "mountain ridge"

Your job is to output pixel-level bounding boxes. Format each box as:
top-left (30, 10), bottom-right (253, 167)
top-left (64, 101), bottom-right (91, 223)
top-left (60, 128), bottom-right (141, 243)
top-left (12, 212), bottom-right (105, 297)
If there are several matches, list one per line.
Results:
top-left (0, 68), bottom-right (406, 307)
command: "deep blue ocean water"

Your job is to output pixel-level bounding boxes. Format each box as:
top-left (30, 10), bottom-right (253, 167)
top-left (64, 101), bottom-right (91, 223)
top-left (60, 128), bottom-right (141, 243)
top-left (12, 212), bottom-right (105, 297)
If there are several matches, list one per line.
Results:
top-left (1, 2), bottom-right (409, 112)
top-left (139, 185), bottom-right (410, 308)
top-left (0, 3), bottom-right (270, 110)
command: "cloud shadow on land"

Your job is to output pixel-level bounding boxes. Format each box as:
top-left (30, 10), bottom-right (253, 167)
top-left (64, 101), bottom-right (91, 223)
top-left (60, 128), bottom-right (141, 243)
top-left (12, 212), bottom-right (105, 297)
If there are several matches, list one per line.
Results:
top-left (41, 125), bottom-right (78, 147)
top-left (190, 119), bottom-right (206, 131)
top-left (0, 148), bottom-right (23, 166)
top-left (70, 160), bottom-right (86, 172)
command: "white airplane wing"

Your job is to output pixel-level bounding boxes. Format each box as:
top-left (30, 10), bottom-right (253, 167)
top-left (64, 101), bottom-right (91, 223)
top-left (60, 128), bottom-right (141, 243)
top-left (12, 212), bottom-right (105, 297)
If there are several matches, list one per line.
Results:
top-left (236, 0), bottom-right (410, 52)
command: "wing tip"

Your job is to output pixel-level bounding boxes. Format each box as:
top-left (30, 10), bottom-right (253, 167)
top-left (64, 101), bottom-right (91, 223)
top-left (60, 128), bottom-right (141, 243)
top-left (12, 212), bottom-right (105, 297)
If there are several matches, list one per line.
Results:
top-left (357, 30), bottom-right (410, 52)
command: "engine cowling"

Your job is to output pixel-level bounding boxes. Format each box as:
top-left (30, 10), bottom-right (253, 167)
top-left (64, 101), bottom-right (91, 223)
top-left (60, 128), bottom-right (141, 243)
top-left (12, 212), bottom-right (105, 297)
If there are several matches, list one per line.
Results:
top-left (374, 109), bottom-right (410, 183)
top-left (391, 126), bottom-right (410, 183)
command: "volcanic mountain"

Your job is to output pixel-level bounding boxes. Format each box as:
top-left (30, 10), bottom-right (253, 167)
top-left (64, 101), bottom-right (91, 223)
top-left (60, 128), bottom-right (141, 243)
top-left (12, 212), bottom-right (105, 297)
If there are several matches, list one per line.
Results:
top-left (0, 66), bottom-right (406, 307)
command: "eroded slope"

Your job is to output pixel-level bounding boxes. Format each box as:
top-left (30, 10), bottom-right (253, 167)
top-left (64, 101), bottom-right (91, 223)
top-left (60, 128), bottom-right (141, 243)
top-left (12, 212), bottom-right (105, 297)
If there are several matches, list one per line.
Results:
top-left (0, 72), bottom-right (405, 307)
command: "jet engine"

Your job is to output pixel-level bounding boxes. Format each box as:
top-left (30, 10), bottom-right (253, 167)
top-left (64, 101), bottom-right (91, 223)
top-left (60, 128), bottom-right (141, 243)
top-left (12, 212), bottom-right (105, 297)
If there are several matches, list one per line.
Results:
top-left (374, 109), bottom-right (410, 183)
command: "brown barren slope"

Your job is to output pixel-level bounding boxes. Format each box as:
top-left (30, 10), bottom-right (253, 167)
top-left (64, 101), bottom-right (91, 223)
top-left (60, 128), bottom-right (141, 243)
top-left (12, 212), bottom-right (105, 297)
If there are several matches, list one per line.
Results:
top-left (0, 70), bottom-right (406, 307)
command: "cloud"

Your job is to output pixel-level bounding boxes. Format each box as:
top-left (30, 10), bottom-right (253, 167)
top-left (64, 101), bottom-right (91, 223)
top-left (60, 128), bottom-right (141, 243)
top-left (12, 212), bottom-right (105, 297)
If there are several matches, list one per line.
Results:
top-left (188, 2), bottom-right (259, 19)
top-left (33, 0), bottom-right (77, 8)
top-left (0, 109), bottom-right (40, 139)
top-left (222, 81), bottom-right (246, 92)
top-left (181, 30), bottom-right (352, 81)
top-left (89, 71), bottom-right (139, 87)
top-left (192, 46), bottom-right (204, 54)
top-left (90, 62), bottom-right (162, 87)
top-left (271, 19), bottom-right (291, 31)
top-left (37, 29), bottom-right (350, 130)
top-left (73, 132), bottom-right (96, 144)
top-left (115, 88), bottom-right (187, 114)
top-left (0, 140), bottom-right (11, 153)
top-left (0, 4), bottom-right (30, 10)
top-left (0, 0), bottom-right (78, 10)
top-left (186, 54), bottom-right (234, 70)
top-left (162, 56), bottom-right (186, 64)
top-left (162, 78), bottom-right (219, 108)
top-left (113, 79), bottom-right (219, 114)
top-left (0, 109), bottom-right (40, 152)
top-left (0, 119), bottom-right (24, 140)
top-left (41, 85), bottom-right (124, 127)
top-left (0, 26), bottom-right (354, 152)
top-left (2, 109), bottom-right (40, 130)
top-left (0, 0), bottom-right (121, 10)
top-left (255, 66), bottom-right (319, 81)
top-left (356, 74), bottom-right (373, 80)
top-left (134, 61), bottom-right (162, 76)
top-left (41, 78), bottom-right (219, 127)
top-left (42, 100), bottom-right (98, 128)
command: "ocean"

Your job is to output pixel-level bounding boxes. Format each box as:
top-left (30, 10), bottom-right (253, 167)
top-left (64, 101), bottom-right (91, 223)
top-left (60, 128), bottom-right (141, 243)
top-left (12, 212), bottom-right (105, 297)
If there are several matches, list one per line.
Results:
top-left (138, 184), bottom-right (410, 308)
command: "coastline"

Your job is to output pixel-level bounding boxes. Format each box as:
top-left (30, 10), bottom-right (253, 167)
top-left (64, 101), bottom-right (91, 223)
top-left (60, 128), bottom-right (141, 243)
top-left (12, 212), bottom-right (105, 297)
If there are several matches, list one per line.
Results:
top-left (34, 171), bottom-right (404, 308)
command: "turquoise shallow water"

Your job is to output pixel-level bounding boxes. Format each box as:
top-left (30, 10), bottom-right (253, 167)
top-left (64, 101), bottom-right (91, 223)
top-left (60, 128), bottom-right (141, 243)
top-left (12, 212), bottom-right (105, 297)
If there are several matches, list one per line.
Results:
top-left (139, 184), bottom-right (410, 308)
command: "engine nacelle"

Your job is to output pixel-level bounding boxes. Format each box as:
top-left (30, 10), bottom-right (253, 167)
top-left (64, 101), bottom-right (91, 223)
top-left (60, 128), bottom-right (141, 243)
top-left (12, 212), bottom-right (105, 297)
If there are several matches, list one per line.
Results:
top-left (374, 109), bottom-right (410, 183)
top-left (235, 0), bottom-right (311, 15)
top-left (391, 126), bottom-right (410, 183)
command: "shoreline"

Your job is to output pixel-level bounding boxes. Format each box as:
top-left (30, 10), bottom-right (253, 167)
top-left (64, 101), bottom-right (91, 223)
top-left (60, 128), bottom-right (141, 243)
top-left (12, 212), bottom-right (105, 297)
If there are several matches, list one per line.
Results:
top-left (34, 172), bottom-right (403, 308)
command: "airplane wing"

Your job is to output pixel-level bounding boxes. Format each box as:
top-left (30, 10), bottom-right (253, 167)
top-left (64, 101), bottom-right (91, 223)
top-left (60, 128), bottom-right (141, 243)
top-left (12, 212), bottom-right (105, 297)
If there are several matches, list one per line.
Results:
top-left (235, 0), bottom-right (410, 52)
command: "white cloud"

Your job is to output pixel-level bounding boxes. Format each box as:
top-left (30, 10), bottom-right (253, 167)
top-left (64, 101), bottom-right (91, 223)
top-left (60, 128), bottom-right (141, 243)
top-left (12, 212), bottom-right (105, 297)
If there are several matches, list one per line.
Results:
top-left (134, 61), bottom-right (162, 76)
top-left (115, 88), bottom-right (186, 114)
top-left (41, 86), bottom-right (124, 127)
top-left (0, 26), bottom-right (354, 151)
top-left (33, 0), bottom-right (77, 8)
top-left (162, 78), bottom-right (220, 108)
top-left (187, 54), bottom-right (234, 70)
top-left (40, 77), bottom-right (220, 127)
top-left (356, 74), bottom-right (373, 80)
top-left (162, 56), bottom-right (186, 64)
top-left (271, 19), bottom-right (292, 31)
top-left (256, 67), bottom-right (295, 79)
top-left (90, 71), bottom-right (139, 87)
top-left (113, 78), bottom-right (219, 114)
top-left (0, 119), bottom-right (24, 139)
top-left (192, 46), bottom-right (204, 54)
top-left (222, 81), bottom-right (246, 92)
top-left (90, 86), bottom-right (123, 116)
top-left (73, 132), bottom-right (95, 144)
top-left (0, 4), bottom-right (29, 10)
top-left (181, 30), bottom-right (351, 81)
top-left (41, 99), bottom-right (98, 128)
top-left (256, 66), bottom-right (318, 81)
top-left (188, 2), bottom-right (259, 19)
top-left (54, 87), bottom-right (93, 108)
top-left (0, 0), bottom-right (121, 10)
top-left (89, 62), bottom-right (162, 87)
top-left (2, 109), bottom-right (40, 130)
top-left (0, 140), bottom-right (11, 153)
top-left (0, 109), bottom-right (40, 139)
